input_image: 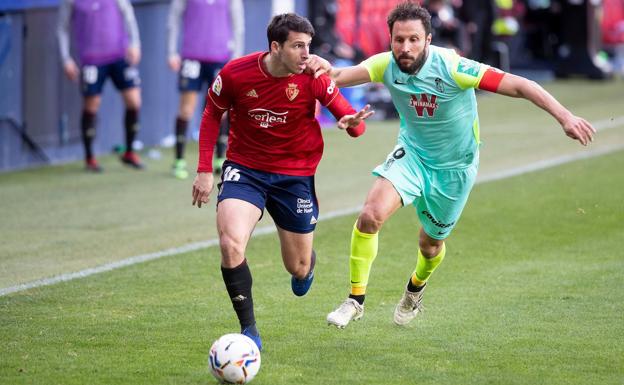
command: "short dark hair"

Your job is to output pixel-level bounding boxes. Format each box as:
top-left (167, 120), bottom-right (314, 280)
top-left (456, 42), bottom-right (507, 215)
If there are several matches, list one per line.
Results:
top-left (387, 2), bottom-right (432, 37)
top-left (266, 13), bottom-right (315, 49)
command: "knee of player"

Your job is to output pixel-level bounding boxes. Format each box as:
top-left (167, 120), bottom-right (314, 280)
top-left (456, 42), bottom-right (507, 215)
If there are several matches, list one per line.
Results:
top-left (178, 103), bottom-right (195, 120)
top-left (357, 208), bottom-right (385, 234)
top-left (418, 236), bottom-right (444, 257)
top-left (83, 96), bottom-right (101, 113)
top-left (123, 91), bottom-right (141, 110)
top-left (219, 234), bottom-right (247, 262)
top-left (126, 98), bottom-right (141, 111)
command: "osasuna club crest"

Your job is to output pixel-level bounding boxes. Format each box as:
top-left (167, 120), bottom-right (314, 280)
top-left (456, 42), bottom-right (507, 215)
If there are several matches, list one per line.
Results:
top-left (286, 83), bottom-right (299, 101)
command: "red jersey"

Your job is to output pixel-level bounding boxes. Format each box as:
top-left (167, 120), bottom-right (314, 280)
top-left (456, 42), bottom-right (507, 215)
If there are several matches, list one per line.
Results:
top-left (197, 52), bottom-right (365, 176)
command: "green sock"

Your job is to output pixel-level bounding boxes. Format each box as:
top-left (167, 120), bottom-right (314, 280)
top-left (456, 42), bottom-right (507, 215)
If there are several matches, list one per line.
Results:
top-left (349, 222), bottom-right (378, 296)
top-left (411, 243), bottom-right (446, 286)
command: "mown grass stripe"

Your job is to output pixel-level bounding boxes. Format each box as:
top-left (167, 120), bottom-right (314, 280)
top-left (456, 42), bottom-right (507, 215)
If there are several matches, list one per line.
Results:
top-left (1, 116), bottom-right (622, 297)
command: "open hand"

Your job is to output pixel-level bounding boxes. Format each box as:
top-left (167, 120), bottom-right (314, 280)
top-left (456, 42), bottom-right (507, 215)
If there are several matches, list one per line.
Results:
top-left (561, 115), bottom-right (596, 146)
top-left (337, 104), bottom-right (375, 130)
top-left (305, 54), bottom-right (332, 78)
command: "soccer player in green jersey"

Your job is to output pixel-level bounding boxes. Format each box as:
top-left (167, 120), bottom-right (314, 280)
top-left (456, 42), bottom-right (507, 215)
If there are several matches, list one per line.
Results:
top-left (308, 2), bottom-right (596, 328)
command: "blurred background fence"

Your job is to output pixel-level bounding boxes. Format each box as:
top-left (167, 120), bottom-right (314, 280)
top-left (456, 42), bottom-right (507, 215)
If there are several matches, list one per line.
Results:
top-left (0, 0), bottom-right (621, 172)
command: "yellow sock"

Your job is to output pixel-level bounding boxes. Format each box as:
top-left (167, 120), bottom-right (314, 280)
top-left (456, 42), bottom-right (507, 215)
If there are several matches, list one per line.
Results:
top-left (410, 243), bottom-right (446, 286)
top-left (349, 222), bottom-right (378, 296)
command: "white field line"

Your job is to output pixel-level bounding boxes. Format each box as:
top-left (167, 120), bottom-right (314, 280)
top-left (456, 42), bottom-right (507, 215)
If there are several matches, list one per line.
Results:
top-left (1, 117), bottom-right (622, 297)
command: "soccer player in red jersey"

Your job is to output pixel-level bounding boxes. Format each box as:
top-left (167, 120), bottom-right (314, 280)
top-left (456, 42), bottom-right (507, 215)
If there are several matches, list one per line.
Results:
top-left (191, 13), bottom-right (373, 351)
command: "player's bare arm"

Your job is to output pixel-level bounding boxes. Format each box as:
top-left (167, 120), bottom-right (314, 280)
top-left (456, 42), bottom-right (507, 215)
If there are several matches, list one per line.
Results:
top-left (307, 55), bottom-right (371, 87)
top-left (495, 73), bottom-right (596, 146)
top-left (192, 172), bottom-right (214, 208)
top-left (337, 104), bottom-right (375, 130)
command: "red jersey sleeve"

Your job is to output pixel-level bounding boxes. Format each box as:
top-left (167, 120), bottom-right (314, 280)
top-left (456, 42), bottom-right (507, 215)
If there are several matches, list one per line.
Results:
top-left (197, 67), bottom-right (232, 172)
top-left (197, 102), bottom-right (226, 173)
top-left (207, 66), bottom-right (235, 109)
top-left (312, 74), bottom-right (340, 107)
top-left (312, 74), bottom-right (366, 137)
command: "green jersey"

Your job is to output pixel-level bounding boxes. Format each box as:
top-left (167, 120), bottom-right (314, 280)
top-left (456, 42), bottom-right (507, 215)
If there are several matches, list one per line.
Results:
top-left (362, 45), bottom-right (491, 169)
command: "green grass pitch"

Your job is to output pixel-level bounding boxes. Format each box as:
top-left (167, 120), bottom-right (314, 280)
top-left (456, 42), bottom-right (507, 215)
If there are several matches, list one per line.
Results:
top-left (0, 79), bottom-right (623, 384)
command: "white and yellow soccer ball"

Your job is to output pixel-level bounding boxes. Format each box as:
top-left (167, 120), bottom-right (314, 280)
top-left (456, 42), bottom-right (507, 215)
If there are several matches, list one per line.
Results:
top-left (208, 333), bottom-right (261, 384)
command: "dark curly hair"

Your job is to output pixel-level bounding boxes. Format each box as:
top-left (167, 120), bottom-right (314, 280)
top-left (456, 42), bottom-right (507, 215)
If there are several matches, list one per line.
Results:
top-left (387, 1), bottom-right (432, 36)
top-left (267, 13), bottom-right (315, 49)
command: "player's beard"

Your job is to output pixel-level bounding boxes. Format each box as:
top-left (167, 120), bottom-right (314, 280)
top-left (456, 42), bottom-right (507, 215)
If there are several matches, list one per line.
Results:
top-left (394, 46), bottom-right (428, 75)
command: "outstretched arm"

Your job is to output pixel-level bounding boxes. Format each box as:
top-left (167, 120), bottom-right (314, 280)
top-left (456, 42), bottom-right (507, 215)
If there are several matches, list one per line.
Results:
top-left (307, 55), bottom-right (371, 87)
top-left (337, 105), bottom-right (375, 132)
top-left (495, 73), bottom-right (596, 146)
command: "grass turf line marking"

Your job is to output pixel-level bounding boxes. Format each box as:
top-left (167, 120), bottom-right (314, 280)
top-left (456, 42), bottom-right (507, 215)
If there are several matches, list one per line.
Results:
top-left (1, 117), bottom-right (622, 297)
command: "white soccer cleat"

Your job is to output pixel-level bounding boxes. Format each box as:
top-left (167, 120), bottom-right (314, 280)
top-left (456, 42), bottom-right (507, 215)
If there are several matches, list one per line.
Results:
top-left (393, 285), bottom-right (426, 326)
top-left (327, 298), bottom-right (364, 328)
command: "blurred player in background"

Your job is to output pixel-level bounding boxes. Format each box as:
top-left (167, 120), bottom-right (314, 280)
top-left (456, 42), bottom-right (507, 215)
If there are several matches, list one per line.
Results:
top-left (191, 13), bottom-right (373, 351)
top-left (57, 0), bottom-right (144, 172)
top-left (167, 0), bottom-right (245, 179)
top-left (308, 2), bottom-right (596, 328)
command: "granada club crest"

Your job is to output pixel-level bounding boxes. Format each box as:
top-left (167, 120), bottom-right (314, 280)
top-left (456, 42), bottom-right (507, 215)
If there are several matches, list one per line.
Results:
top-left (286, 83), bottom-right (299, 101)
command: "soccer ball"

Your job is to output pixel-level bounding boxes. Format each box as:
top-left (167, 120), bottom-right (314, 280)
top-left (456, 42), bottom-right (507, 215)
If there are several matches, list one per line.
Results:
top-left (208, 333), bottom-right (261, 384)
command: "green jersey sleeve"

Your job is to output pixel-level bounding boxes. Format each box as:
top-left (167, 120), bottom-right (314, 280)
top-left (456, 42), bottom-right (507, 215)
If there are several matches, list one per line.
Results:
top-left (446, 49), bottom-right (489, 90)
top-left (360, 52), bottom-right (392, 83)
